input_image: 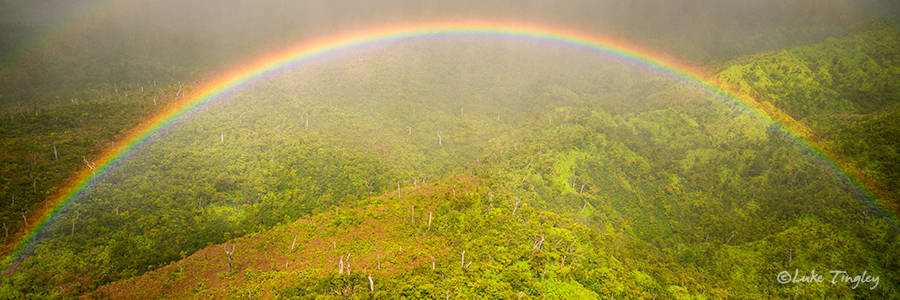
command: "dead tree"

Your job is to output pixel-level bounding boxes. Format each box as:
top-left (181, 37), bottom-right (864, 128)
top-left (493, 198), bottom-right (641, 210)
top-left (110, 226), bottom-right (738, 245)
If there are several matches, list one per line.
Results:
top-left (461, 250), bottom-right (465, 268)
top-left (427, 212), bottom-right (432, 231)
top-left (83, 156), bottom-right (96, 174)
top-left (224, 244), bottom-right (236, 272)
top-left (29, 171), bottom-right (36, 194)
top-left (291, 235), bottom-right (297, 251)
top-left (788, 245), bottom-right (793, 267)
top-left (368, 272), bottom-right (375, 292)
top-left (53, 142), bottom-right (58, 161)
top-left (437, 131), bottom-right (442, 146)
top-left (331, 284), bottom-right (352, 300)
top-left (70, 211), bottom-right (79, 237)
top-left (531, 235), bottom-right (545, 257)
top-left (512, 197), bottom-right (521, 216)
top-left (21, 211), bottom-right (27, 226)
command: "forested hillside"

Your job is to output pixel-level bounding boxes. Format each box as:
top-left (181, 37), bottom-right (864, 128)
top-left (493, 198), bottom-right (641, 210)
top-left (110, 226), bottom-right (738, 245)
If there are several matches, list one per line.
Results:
top-left (717, 20), bottom-right (900, 217)
top-left (0, 21), bottom-right (899, 299)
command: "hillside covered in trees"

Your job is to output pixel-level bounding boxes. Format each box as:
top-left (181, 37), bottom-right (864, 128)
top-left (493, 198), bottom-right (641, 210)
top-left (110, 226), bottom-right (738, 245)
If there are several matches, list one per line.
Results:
top-left (0, 18), bottom-right (898, 300)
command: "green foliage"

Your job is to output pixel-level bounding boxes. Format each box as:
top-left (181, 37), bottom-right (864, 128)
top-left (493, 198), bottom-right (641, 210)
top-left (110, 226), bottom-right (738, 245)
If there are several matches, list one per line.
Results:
top-left (717, 21), bottom-right (900, 118)
top-left (3, 24), bottom-right (900, 299)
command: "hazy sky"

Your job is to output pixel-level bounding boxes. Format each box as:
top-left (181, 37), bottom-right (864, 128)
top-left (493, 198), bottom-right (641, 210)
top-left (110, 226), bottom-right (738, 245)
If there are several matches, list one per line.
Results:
top-left (0, 0), bottom-right (897, 105)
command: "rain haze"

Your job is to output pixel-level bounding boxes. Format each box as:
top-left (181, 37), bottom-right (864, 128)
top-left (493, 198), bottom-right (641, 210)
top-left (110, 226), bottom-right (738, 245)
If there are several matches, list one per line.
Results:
top-left (0, 0), bottom-right (899, 298)
top-left (1, 0), bottom-right (897, 105)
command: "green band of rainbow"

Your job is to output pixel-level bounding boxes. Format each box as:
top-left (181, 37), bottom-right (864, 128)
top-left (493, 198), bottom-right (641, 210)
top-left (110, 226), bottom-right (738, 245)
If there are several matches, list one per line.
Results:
top-left (2, 20), bottom-right (891, 269)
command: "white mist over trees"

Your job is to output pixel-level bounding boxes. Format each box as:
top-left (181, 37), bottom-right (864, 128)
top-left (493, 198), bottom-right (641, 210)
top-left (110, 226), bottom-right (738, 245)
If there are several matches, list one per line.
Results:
top-left (0, 0), bottom-right (898, 108)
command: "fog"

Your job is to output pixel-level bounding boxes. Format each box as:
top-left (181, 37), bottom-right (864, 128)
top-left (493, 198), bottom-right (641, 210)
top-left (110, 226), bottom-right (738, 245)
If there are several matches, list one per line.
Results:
top-left (2, 1), bottom-right (900, 297)
top-left (0, 0), bottom-right (897, 107)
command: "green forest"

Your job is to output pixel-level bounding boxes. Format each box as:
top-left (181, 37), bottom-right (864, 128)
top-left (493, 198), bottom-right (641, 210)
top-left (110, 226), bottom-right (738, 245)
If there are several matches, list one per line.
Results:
top-left (0, 15), bottom-right (899, 300)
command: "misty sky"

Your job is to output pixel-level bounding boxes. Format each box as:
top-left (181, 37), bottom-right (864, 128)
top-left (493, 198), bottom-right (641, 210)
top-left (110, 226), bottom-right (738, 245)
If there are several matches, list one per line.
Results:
top-left (3, 0), bottom-right (897, 47)
top-left (0, 0), bottom-right (898, 107)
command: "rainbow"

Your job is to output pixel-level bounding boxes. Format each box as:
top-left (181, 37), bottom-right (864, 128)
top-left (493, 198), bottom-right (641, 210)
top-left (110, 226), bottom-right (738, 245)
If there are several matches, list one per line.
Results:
top-left (2, 20), bottom-right (892, 268)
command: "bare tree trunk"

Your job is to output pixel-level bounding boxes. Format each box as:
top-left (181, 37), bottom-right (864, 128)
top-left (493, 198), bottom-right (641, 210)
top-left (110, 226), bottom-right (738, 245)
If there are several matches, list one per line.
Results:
top-left (788, 245), bottom-right (793, 267)
top-left (542, 264), bottom-right (548, 280)
top-left (53, 142), bottom-right (58, 161)
top-left (71, 211), bottom-right (79, 237)
top-left (3, 222), bottom-right (7, 238)
top-left (431, 256), bottom-right (435, 270)
top-left (512, 197), bottom-right (521, 216)
top-left (368, 273), bottom-right (374, 292)
top-left (437, 131), bottom-right (442, 146)
top-left (224, 244), bottom-right (235, 272)
top-left (291, 235), bottom-right (297, 251)
top-left (461, 250), bottom-right (465, 268)
top-left (339, 256), bottom-right (344, 275)
top-left (427, 212), bottom-right (432, 231)
top-left (30, 171), bottom-right (36, 194)
top-left (398, 181), bottom-right (401, 199)
top-left (21, 211), bottom-right (27, 226)
top-left (331, 285), bottom-right (352, 300)
top-left (532, 235), bottom-right (545, 257)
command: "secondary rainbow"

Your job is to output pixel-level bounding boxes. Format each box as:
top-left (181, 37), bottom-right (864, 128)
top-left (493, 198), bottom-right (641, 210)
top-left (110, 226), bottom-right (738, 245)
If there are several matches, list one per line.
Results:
top-left (2, 20), bottom-right (890, 268)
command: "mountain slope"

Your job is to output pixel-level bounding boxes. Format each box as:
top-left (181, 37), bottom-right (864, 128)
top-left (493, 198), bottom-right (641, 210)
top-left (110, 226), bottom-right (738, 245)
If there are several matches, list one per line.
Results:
top-left (2, 21), bottom-right (900, 299)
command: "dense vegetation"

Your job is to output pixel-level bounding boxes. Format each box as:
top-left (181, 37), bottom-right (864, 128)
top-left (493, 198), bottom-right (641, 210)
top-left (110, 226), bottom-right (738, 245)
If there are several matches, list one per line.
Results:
top-left (717, 20), bottom-right (900, 214)
top-left (0, 83), bottom-right (176, 255)
top-left (0, 20), bottom-right (898, 299)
